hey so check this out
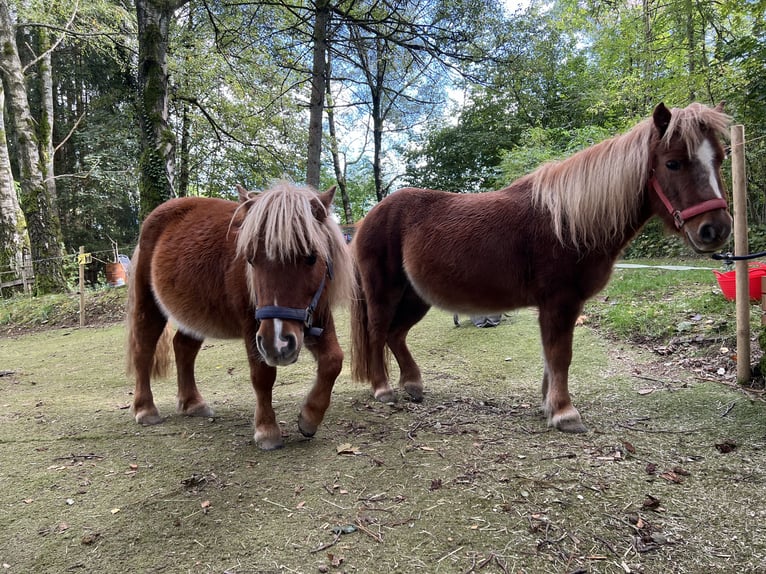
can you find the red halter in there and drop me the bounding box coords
[649,177,728,230]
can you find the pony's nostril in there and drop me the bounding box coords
[280,334,297,356]
[699,223,718,244]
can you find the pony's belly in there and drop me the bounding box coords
[407,271,521,314]
[152,287,242,340]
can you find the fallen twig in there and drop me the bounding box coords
[616,423,712,434]
[309,532,341,554]
[354,519,383,543]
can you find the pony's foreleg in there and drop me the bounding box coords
[244,335,282,450]
[173,331,214,418]
[299,320,343,438]
[538,304,587,433]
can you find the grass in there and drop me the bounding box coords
[585,259,752,351]
[2,286,766,572]
[0,287,126,334]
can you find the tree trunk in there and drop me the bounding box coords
[685,0,696,102]
[0,83,29,287]
[38,29,58,213]
[306,0,330,189]
[0,0,66,294]
[136,0,188,218]
[178,101,190,197]
[370,39,386,202]
[324,55,353,224]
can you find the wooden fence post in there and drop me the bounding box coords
[762,276,766,327]
[732,125,749,382]
[79,246,85,327]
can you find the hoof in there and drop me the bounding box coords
[178,401,214,418]
[373,387,396,404]
[254,428,284,450]
[550,407,588,433]
[135,409,164,426]
[403,381,423,403]
[298,414,318,438]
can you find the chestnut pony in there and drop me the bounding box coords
[126,182,353,449]
[351,103,732,432]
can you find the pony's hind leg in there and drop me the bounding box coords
[129,300,169,425]
[298,317,343,438]
[538,301,587,433]
[173,331,214,418]
[387,288,431,402]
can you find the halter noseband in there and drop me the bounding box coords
[254,260,334,337]
[649,176,728,230]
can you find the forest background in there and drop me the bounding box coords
[0,0,764,295]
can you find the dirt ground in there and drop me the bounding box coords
[1,307,765,573]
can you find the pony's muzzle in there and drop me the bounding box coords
[256,329,302,366]
[686,211,732,253]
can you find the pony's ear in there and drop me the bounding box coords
[311,185,337,223]
[715,101,726,112]
[236,184,259,204]
[652,103,672,137]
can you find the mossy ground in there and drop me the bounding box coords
[1,307,765,573]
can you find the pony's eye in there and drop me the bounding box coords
[666,160,681,171]
[305,253,317,266]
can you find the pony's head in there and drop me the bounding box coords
[648,102,732,253]
[530,101,732,253]
[234,181,353,367]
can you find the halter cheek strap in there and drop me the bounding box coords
[649,176,729,230]
[254,260,334,337]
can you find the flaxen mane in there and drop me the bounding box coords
[235,181,354,307]
[530,103,731,249]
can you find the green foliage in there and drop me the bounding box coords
[499,124,617,183]
[4,0,766,275]
[622,220,691,259]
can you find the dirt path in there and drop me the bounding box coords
[1,309,765,573]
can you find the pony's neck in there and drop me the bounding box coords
[612,187,655,256]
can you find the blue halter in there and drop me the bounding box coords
[254,260,333,337]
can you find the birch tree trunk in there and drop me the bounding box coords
[38,31,58,212]
[0,0,66,294]
[0,83,29,287]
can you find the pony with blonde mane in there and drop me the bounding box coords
[351,103,732,432]
[126,181,353,449]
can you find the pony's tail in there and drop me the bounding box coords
[125,245,173,380]
[349,267,388,384]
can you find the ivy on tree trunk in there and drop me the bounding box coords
[136,0,188,219]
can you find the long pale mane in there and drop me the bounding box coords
[529,103,732,249]
[235,181,354,306]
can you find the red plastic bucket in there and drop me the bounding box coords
[714,263,766,301]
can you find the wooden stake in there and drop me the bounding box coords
[762,276,766,327]
[732,125,749,382]
[79,246,85,327]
